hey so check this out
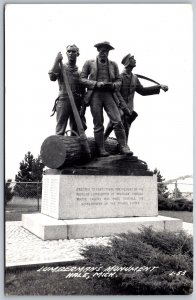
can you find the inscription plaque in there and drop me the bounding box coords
[41,175,60,218]
[41,175,158,219]
[75,187,143,207]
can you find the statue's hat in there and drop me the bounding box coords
[121,53,134,67]
[94,41,114,50]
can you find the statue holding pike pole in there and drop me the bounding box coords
[49,44,87,138]
[48,44,91,161]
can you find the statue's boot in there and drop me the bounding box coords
[114,128,133,155]
[94,132,110,157]
[104,121,114,140]
[125,110,138,142]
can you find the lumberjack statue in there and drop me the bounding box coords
[49,44,86,136]
[80,41,133,157]
[104,53,168,141]
[44,44,169,169]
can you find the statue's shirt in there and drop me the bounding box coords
[97,60,110,83]
[49,63,81,100]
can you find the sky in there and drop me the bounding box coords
[5,4,193,182]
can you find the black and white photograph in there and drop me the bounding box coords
[5,3,193,295]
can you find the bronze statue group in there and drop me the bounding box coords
[49,42,168,157]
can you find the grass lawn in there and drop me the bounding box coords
[5,265,112,295]
[5,197,41,221]
[5,211,39,221]
[159,210,193,223]
[6,197,193,222]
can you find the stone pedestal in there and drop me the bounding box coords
[22,173,183,240]
[41,174,158,219]
[22,214,182,240]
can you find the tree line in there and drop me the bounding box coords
[5,152,185,205]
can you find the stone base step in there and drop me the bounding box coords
[22,213,183,241]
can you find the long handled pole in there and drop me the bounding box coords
[59,61,91,158]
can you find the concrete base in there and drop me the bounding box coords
[22,213,183,240]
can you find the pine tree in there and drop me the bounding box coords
[14,152,44,198]
[153,168,169,200]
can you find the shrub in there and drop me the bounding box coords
[80,227,193,295]
[158,197,193,212]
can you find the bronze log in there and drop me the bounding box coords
[40,136,119,169]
